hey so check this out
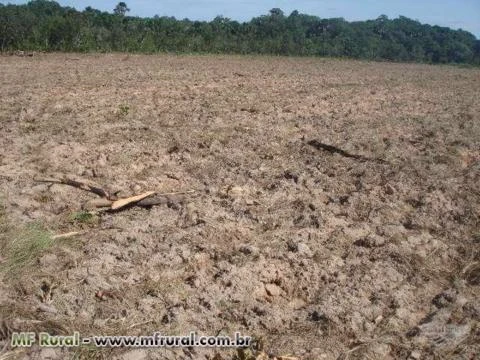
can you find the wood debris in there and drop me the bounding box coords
[111,191,156,210]
[35,177,113,200]
[34,177,195,212]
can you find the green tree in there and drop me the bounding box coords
[0,1,478,64]
[113,2,129,16]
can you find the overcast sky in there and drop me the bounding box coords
[5,0,480,37]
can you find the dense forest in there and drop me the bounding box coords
[1,0,479,64]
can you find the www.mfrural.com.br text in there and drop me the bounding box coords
[11,331,251,348]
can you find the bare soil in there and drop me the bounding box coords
[0,54,479,360]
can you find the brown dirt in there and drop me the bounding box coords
[0,54,479,360]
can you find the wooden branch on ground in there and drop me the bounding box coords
[34,177,114,200]
[35,176,195,212]
[111,191,156,210]
[93,191,194,210]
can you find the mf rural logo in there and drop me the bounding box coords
[11,332,82,348]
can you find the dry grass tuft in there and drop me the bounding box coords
[0,202,55,277]
[0,223,53,276]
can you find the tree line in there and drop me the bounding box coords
[1,0,479,64]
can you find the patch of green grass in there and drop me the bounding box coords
[117,104,130,117]
[0,201,58,275]
[1,222,53,275]
[70,211,98,225]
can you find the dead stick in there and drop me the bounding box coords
[34,177,113,200]
[52,231,83,240]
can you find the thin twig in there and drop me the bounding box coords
[52,231,83,240]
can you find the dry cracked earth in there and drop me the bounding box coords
[0,54,479,360]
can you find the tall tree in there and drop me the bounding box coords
[113,2,129,16]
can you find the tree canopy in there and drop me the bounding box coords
[0,0,478,65]
[113,2,129,16]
